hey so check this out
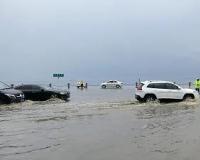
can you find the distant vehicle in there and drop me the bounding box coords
[76,81,87,89]
[15,84,70,101]
[0,81,24,104]
[101,80,123,89]
[135,80,199,102]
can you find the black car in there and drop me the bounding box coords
[15,84,70,101]
[0,81,25,104]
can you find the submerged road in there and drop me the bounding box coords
[0,86,200,160]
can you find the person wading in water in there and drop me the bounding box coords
[194,79,200,93]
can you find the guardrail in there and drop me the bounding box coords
[8,81,196,90]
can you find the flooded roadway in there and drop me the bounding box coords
[1,86,200,160]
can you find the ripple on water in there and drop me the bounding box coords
[0,98,200,160]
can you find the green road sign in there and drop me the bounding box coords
[53,74,64,78]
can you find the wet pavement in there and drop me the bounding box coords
[0,86,200,160]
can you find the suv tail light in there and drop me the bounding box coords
[136,83,144,91]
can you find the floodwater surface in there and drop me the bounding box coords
[0,86,200,160]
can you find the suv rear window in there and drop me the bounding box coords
[147,83,179,90]
[147,83,165,89]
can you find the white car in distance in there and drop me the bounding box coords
[101,80,123,89]
[135,80,199,102]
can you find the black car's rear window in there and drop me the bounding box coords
[16,85,43,91]
[15,85,32,90]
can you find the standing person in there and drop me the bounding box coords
[67,83,70,89]
[80,81,84,88]
[189,82,192,88]
[194,79,200,93]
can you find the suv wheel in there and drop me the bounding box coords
[102,85,106,89]
[183,94,194,101]
[145,95,156,102]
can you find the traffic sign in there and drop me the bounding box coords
[53,74,64,78]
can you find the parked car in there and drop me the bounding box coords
[0,81,24,104]
[135,80,199,102]
[15,84,70,101]
[101,80,123,89]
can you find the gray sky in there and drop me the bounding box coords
[1,0,200,84]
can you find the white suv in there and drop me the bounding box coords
[101,80,123,89]
[135,81,199,102]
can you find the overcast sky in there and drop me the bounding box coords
[0,0,200,84]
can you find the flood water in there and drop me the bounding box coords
[1,86,200,160]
